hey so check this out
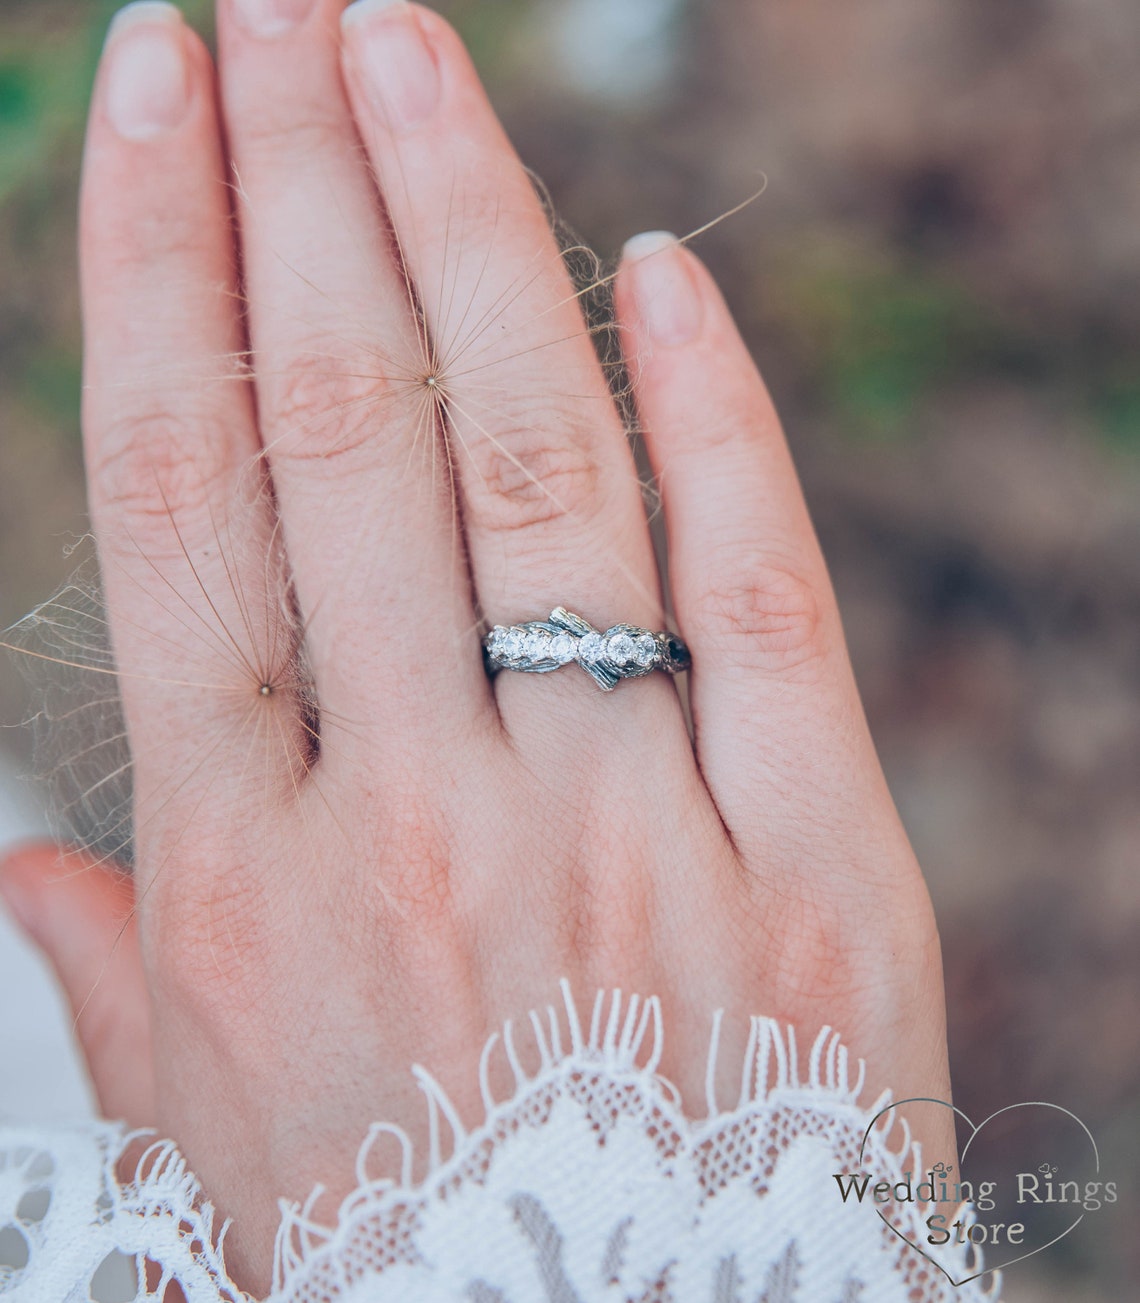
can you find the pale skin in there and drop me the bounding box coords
[0,0,950,1291]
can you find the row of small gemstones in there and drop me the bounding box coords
[486,625,659,669]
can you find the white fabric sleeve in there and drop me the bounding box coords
[0,984,1001,1302]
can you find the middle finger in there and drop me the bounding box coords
[217,0,486,743]
[338,4,666,700]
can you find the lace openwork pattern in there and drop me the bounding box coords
[0,985,1001,1302]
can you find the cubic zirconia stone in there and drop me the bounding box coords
[487,627,506,655]
[524,629,552,659]
[607,632,636,666]
[634,632,658,667]
[578,632,603,664]
[551,632,576,663]
[503,629,525,659]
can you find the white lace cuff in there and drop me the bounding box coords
[0,985,1000,1302]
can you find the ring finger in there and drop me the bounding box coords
[338,4,669,722]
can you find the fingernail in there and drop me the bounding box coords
[104,3,191,142]
[231,0,318,40]
[342,0,441,129]
[623,231,704,347]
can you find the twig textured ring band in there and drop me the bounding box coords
[483,607,691,692]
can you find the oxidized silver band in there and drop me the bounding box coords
[483,607,691,692]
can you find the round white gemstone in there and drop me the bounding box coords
[487,627,506,654]
[607,632,636,666]
[578,632,603,664]
[634,633,658,667]
[550,632,576,663]
[503,629,525,659]
[524,629,552,659]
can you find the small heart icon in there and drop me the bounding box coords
[856,1097,1101,1286]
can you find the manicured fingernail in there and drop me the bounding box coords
[231,0,318,40]
[104,3,190,142]
[342,0,440,129]
[623,231,704,347]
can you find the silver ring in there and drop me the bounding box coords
[483,607,691,692]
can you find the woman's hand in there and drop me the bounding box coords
[1,0,949,1288]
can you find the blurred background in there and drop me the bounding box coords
[1,0,1138,1297]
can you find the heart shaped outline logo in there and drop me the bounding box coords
[857,1097,1100,1286]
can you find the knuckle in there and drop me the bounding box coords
[548,825,657,973]
[93,201,220,273]
[145,860,276,1024]
[88,407,234,534]
[696,553,830,678]
[577,879,655,972]
[694,406,756,457]
[776,896,862,1004]
[236,113,346,167]
[739,864,938,1012]
[357,787,457,927]
[462,415,604,537]
[375,840,456,928]
[739,887,873,1010]
[266,346,393,463]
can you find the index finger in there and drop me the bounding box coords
[80,5,294,880]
